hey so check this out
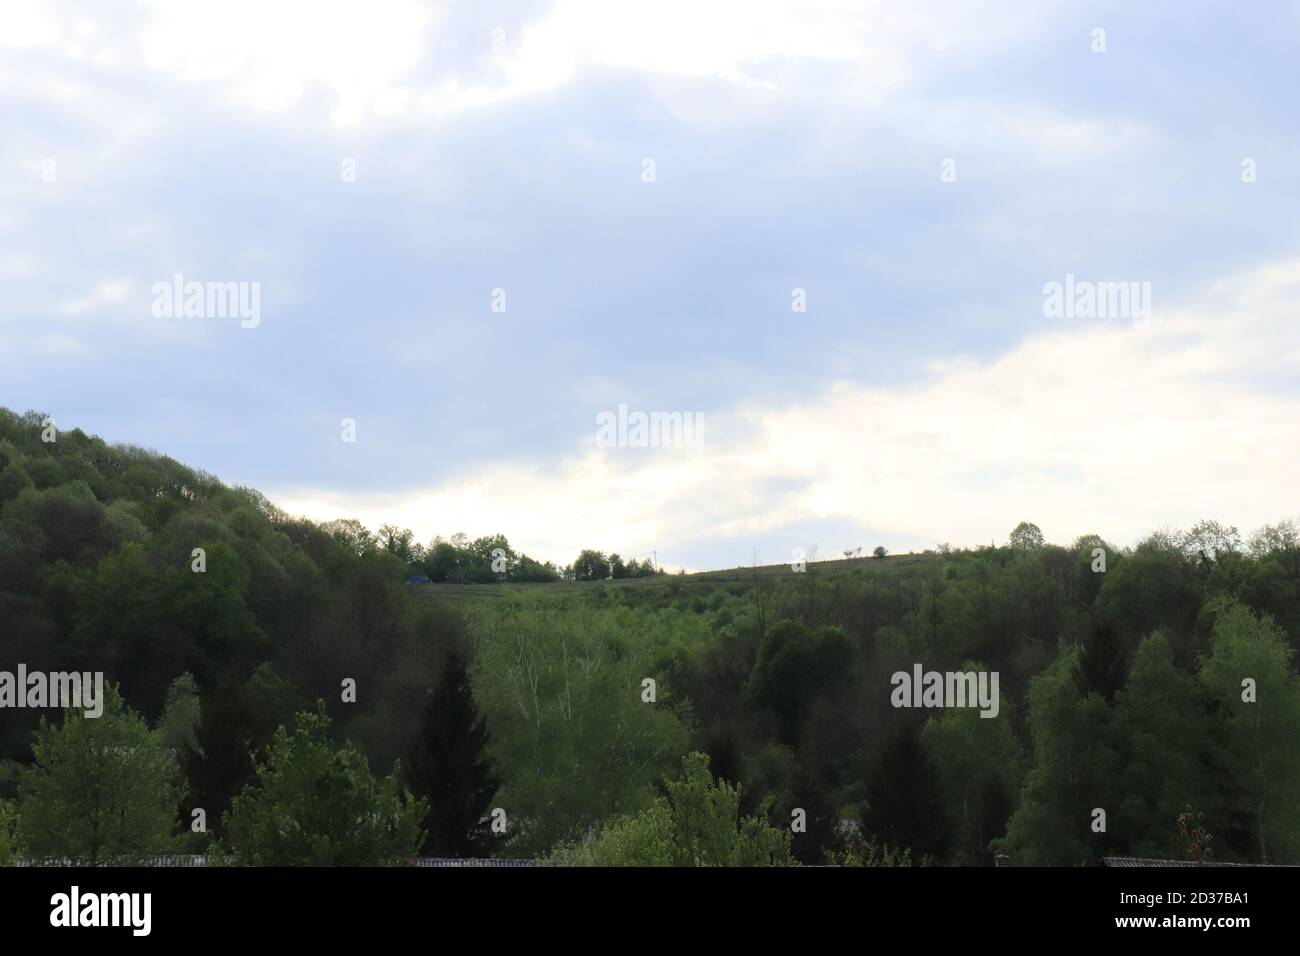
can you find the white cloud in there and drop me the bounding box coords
[136,0,436,124]
[63,278,133,316]
[2,0,1062,126]
[0,0,59,48]
[272,257,1300,567]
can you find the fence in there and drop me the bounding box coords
[16,855,534,867]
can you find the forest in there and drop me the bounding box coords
[1,406,1298,866]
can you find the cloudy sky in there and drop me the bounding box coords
[3,0,1299,571]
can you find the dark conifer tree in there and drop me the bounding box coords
[1079,620,1130,702]
[179,683,273,839]
[403,648,500,857]
[861,721,952,862]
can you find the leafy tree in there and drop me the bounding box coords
[223,705,424,866]
[1198,602,1300,863]
[159,540,263,687]
[378,524,424,563]
[746,620,854,745]
[403,648,500,856]
[1248,520,1300,577]
[1182,520,1242,564]
[549,753,790,866]
[1009,521,1045,551]
[422,538,460,582]
[1095,548,1201,656]
[923,670,1022,865]
[157,672,201,754]
[71,541,181,718]
[571,549,611,581]
[469,600,689,855]
[17,686,183,864]
[872,546,888,559]
[0,799,16,865]
[322,518,376,556]
[1111,632,1217,858]
[995,645,1120,865]
[0,462,34,503]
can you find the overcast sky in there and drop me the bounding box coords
[3,0,1299,570]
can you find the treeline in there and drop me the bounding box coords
[328,521,658,584]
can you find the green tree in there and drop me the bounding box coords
[1009,521,1045,551]
[1198,602,1300,863]
[178,665,301,840]
[378,524,424,563]
[922,670,1022,865]
[321,518,376,556]
[550,753,791,866]
[223,705,424,866]
[0,461,34,503]
[469,601,689,855]
[0,799,16,865]
[403,649,500,857]
[746,620,855,745]
[571,549,612,581]
[17,686,183,864]
[862,721,952,861]
[422,538,460,582]
[1182,520,1242,563]
[159,540,262,678]
[1111,631,1217,858]
[995,645,1120,865]
[72,542,178,717]
[157,672,201,754]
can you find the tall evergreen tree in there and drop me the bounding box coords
[179,682,267,841]
[179,665,300,839]
[861,720,952,862]
[403,648,500,857]
[1079,619,1130,702]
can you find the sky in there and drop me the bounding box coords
[3,0,1299,572]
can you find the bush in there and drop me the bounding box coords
[223,705,424,866]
